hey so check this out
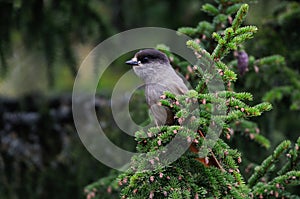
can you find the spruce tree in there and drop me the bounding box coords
[85,1,300,198]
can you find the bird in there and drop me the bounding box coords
[126,49,223,170]
[125,48,188,126]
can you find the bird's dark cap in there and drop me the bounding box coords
[126,49,169,65]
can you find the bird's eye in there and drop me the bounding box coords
[141,57,149,63]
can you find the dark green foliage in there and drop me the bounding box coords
[84,169,121,199]
[227,3,300,180]
[0,0,113,85]
[250,138,300,198]
[0,0,207,87]
[248,140,291,187]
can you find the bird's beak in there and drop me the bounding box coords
[125,57,139,66]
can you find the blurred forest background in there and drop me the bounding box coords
[0,0,299,198]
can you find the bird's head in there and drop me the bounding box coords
[126,49,171,81]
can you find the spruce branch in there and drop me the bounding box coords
[226,3,243,15]
[211,4,257,60]
[252,171,300,198]
[231,4,249,31]
[248,140,291,187]
[278,137,300,175]
[202,3,220,16]
[198,130,225,172]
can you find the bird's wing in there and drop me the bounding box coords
[145,76,188,105]
[145,83,168,106]
[145,76,188,126]
[168,78,189,95]
[145,83,174,125]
